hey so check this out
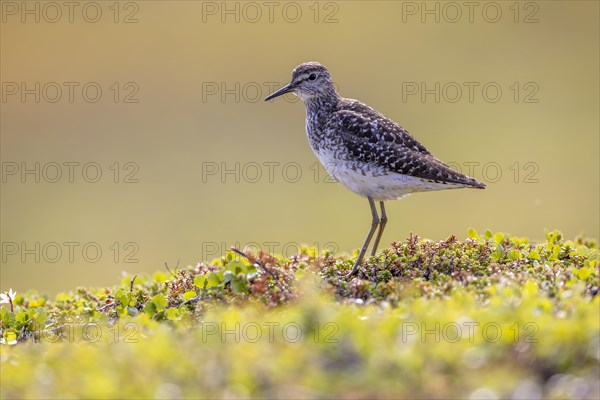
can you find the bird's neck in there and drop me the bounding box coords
[303,94,339,145]
[305,98,335,132]
[304,92,339,116]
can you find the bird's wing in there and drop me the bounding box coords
[330,104,485,187]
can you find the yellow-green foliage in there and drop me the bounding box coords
[1,230,599,399]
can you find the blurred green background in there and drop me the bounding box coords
[1,1,598,294]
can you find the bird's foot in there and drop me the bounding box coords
[344,261,361,278]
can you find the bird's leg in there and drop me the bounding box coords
[346,197,379,277]
[370,201,387,256]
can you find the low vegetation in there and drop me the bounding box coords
[1,230,598,399]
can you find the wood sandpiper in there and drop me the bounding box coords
[265,62,485,276]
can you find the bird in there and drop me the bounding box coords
[264,62,485,276]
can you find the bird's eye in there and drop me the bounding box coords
[308,74,317,81]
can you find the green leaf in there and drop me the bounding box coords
[183,291,197,301]
[152,294,167,310]
[467,228,479,240]
[546,230,562,244]
[153,311,166,321]
[492,245,504,262]
[13,293,24,306]
[15,311,30,324]
[144,302,157,316]
[166,308,180,320]
[226,260,246,274]
[153,271,167,284]
[33,308,48,325]
[577,267,592,280]
[194,275,206,289]
[552,245,561,255]
[231,279,248,294]
[0,308,14,325]
[493,232,504,244]
[55,292,71,302]
[117,306,128,317]
[119,294,130,307]
[223,270,235,283]
[206,272,221,288]
[28,297,46,308]
[508,249,522,260]
[3,331,17,343]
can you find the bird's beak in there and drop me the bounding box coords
[265,82,295,101]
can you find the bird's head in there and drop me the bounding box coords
[265,62,338,103]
